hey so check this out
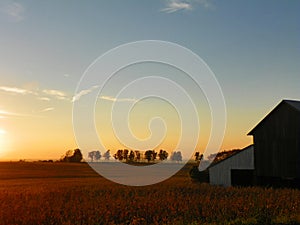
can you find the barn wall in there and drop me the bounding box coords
[209,146,254,187]
[252,103,300,178]
[209,163,231,187]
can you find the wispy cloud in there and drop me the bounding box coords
[43,89,68,100]
[0,86,36,95]
[72,85,99,102]
[1,2,25,22]
[0,107,54,118]
[99,96,137,103]
[161,0,192,13]
[161,0,213,13]
[0,109,40,118]
[38,107,55,113]
[0,85,71,102]
[37,97,51,101]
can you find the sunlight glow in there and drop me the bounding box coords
[0,128,7,157]
[0,129,6,135]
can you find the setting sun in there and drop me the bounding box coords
[0,129,6,135]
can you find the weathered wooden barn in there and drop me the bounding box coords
[248,100,300,187]
[207,99,300,188]
[208,145,254,187]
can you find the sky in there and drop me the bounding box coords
[0,0,299,160]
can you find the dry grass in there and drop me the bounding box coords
[0,162,299,225]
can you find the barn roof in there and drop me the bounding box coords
[285,100,300,111]
[248,99,300,135]
[208,145,253,169]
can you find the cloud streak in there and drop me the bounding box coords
[38,107,55,113]
[72,87,137,103]
[161,1,192,13]
[99,96,137,103]
[0,85,71,102]
[0,106,55,118]
[0,86,35,95]
[72,85,99,102]
[161,0,213,13]
[43,89,68,100]
[37,97,51,101]
[0,84,72,103]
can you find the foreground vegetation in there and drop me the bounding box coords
[0,162,299,225]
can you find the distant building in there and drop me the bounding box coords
[248,100,300,187]
[208,145,254,187]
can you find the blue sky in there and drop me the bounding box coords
[1,0,298,94]
[0,0,299,160]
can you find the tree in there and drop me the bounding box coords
[170,151,182,162]
[194,152,203,161]
[62,150,73,161]
[135,151,141,161]
[61,148,83,163]
[103,150,111,160]
[129,150,135,161]
[123,149,129,161]
[70,149,83,162]
[145,150,157,162]
[94,151,101,161]
[114,150,123,161]
[145,150,152,162]
[207,149,241,163]
[88,151,95,162]
[158,149,168,161]
[152,150,157,161]
[88,150,101,162]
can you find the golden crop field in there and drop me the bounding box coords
[0,162,299,225]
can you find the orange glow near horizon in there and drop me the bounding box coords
[0,73,277,161]
[0,128,8,157]
[0,99,256,161]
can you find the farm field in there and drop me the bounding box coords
[0,162,299,225]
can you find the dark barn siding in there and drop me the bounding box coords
[249,101,300,186]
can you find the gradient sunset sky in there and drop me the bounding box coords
[0,0,299,160]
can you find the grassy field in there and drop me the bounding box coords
[0,162,299,225]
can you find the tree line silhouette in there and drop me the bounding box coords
[60,148,212,164]
[87,149,184,163]
[53,148,239,165]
